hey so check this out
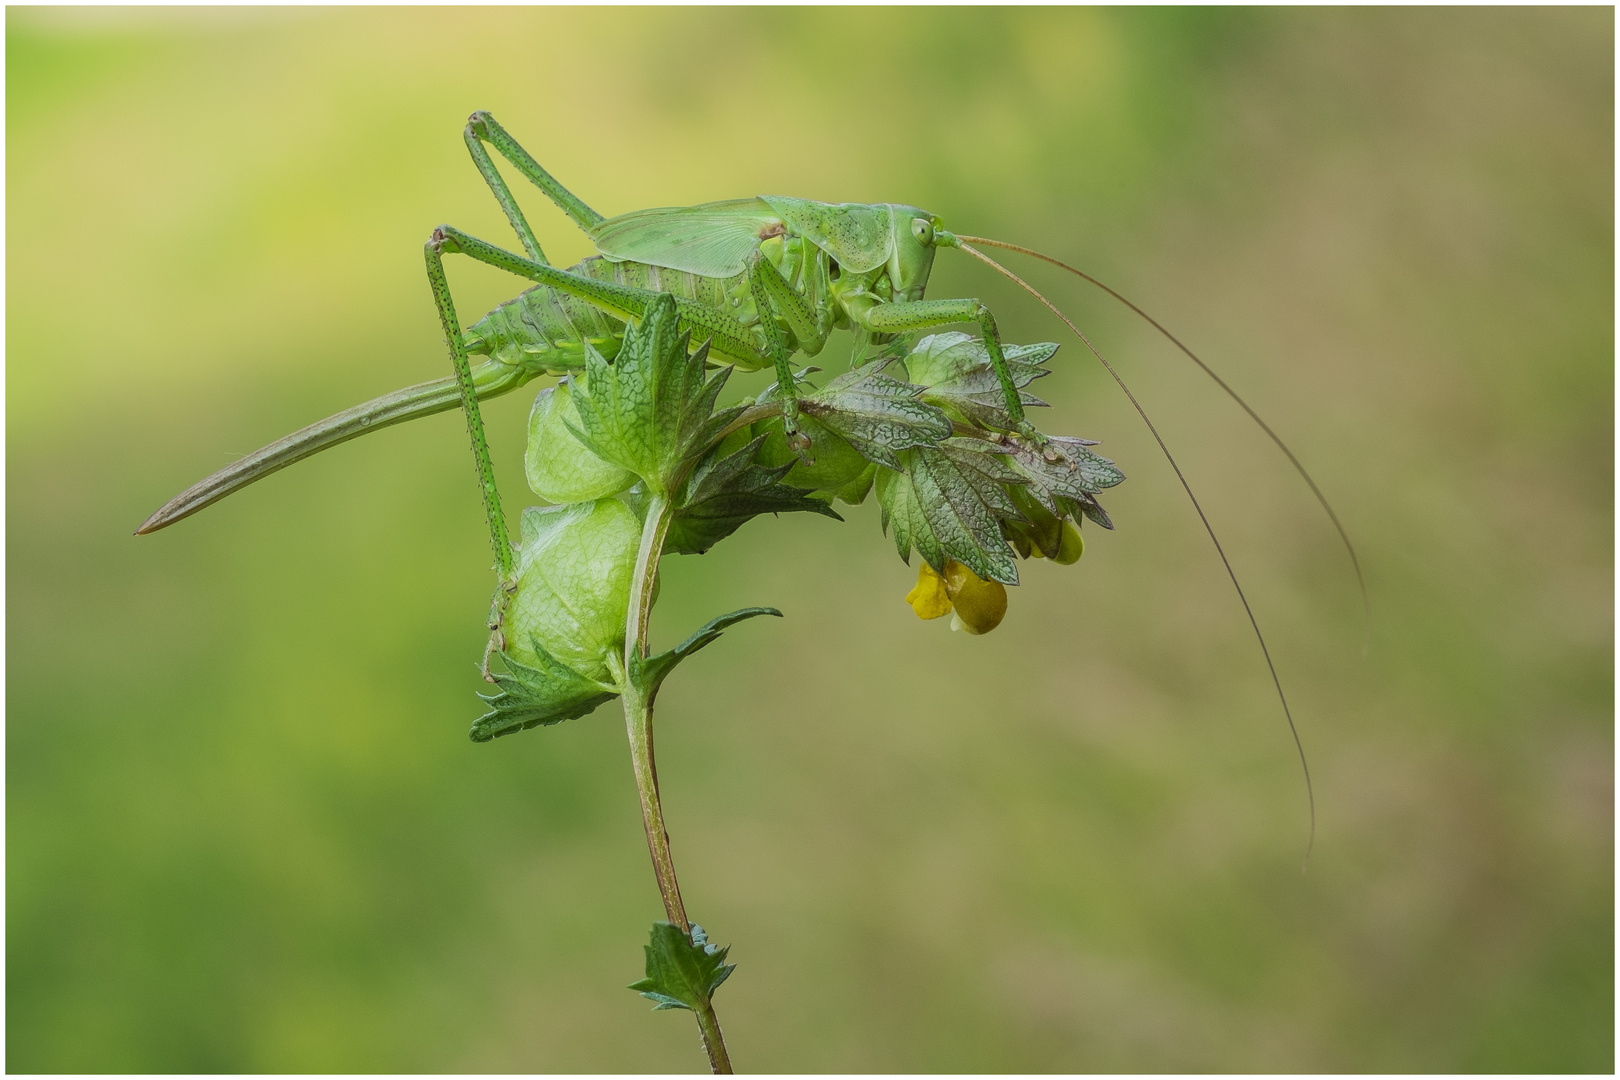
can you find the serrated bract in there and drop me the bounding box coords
[567,293,743,495]
[796,361,954,469]
[666,434,841,556]
[876,437,1027,587]
[903,331,1058,430]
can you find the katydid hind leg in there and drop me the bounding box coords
[464,120,549,265]
[466,112,605,235]
[425,233,515,639]
[434,224,772,371]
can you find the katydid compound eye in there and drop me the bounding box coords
[911,217,934,245]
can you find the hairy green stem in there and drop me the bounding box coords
[622,492,733,1075]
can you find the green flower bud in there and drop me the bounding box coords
[526,379,635,504]
[1053,519,1085,565]
[1006,486,1064,559]
[943,560,1007,635]
[504,498,640,680]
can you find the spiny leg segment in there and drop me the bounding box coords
[463,110,605,262]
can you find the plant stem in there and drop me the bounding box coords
[622,492,734,1075]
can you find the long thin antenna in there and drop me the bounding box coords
[956,234,1368,656]
[955,238,1315,860]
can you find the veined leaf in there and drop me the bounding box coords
[569,293,744,494]
[667,434,842,556]
[1004,434,1124,532]
[903,332,1058,430]
[470,644,619,743]
[799,361,954,470]
[505,500,640,679]
[876,438,1027,586]
[629,922,736,1012]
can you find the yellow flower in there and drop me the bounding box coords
[903,559,1008,635]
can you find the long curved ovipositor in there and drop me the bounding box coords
[135,360,533,535]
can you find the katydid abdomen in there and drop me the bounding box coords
[466,233,836,375]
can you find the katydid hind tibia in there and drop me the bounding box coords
[137,110,1361,853]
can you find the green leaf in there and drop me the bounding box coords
[568,293,744,493]
[903,332,1058,430]
[832,461,878,506]
[876,438,1027,586]
[1003,434,1124,531]
[629,922,735,1012]
[666,434,841,556]
[637,607,783,697]
[798,361,954,469]
[470,645,619,743]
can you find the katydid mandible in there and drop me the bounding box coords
[138,110,1363,849]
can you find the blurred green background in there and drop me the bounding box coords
[7,7,1612,1072]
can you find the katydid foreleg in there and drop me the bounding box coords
[861,297,1041,444]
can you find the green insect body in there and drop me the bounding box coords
[135,115,1000,539]
[467,195,939,385]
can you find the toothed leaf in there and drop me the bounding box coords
[798,361,954,469]
[629,922,735,1012]
[876,438,1026,586]
[667,434,841,555]
[568,293,737,492]
[903,332,1058,429]
[1005,435,1125,508]
[470,645,619,743]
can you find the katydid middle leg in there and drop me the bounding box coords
[747,252,830,449]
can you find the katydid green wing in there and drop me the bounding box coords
[588,198,782,278]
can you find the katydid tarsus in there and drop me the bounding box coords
[138,110,1362,854]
